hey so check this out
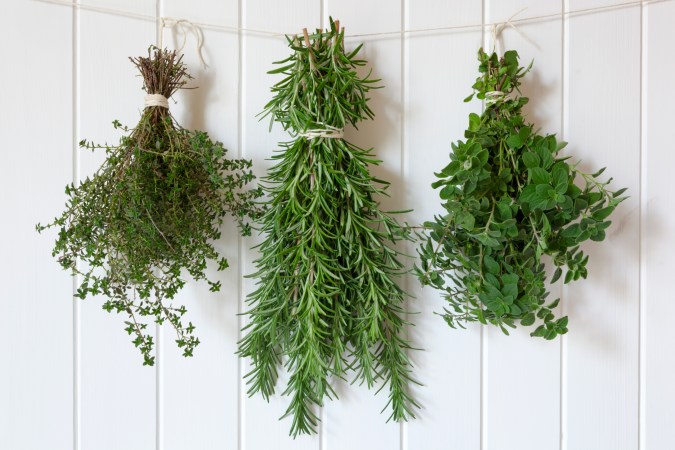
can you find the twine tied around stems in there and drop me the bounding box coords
[485,90,506,104]
[144,93,169,108]
[298,125,345,140]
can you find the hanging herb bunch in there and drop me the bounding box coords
[37,47,263,365]
[239,19,417,436]
[417,48,626,339]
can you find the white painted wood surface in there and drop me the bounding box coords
[2,0,674,449]
[643,2,675,449]
[77,3,157,449]
[405,2,483,449]
[485,3,564,450]
[0,2,73,450]
[565,2,641,449]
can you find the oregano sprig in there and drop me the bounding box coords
[417,48,626,339]
[238,19,418,437]
[37,48,263,365]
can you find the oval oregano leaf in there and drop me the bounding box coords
[415,48,627,339]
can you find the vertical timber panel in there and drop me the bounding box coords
[0,1,73,449]
[404,1,483,449]
[78,1,157,449]
[322,2,402,448]
[241,1,321,448]
[160,1,242,449]
[644,1,675,448]
[3,3,673,450]
[485,1,563,450]
[565,1,640,449]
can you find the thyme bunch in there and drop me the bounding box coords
[417,49,626,339]
[38,48,263,365]
[238,19,418,436]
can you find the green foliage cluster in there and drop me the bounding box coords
[417,49,626,339]
[37,48,263,365]
[238,19,417,436]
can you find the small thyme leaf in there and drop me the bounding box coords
[38,47,264,365]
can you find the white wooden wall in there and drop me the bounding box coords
[2,0,674,449]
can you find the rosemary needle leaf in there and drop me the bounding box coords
[238,18,418,437]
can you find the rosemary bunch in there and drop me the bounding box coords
[38,48,263,365]
[239,19,417,436]
[417,48,626,338]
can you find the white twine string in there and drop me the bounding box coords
[298,126,344,140]
[490,7,540,56]
[144,94,169,109]
[160,17,208,68]
[35,0,663,41]
[485,90,506,105]
[483,8,539,105]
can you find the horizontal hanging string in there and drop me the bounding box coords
[298,126,344,140]
[144,94,169,108]
[35,0,669,41]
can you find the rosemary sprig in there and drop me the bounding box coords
[238,18,418,437]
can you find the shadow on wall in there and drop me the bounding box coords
[179,64,213,132]
[520,67,553,132]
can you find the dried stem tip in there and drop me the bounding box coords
[129,47,192,100]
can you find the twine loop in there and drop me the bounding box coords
[160,17,208,68]
[490,7,540,56]
[144,94,169,108]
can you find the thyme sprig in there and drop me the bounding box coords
[417,48,627,339]
[238,19,418,437]
[38,48,263,365]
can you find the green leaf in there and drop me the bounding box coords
[535,145,554,168]
[521,313,536,326]
[592,206,615,221]
[440,185,457,199]
[469,113,481,132]
[551,267,562,283]
[561,224,580,239]
[551,163,569,190]
[564,270,574,284]
[529,167,549,185]
[613,187,628,198]
[506,134,523,148]
[518,126,531,143]
[483,255,500,274]
[522,152,540,168]
[531,325,547,337]
[456,210,475,230]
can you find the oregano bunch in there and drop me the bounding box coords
[417,48,626,339]
[238,19,417,436]
[37,48,263,365]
